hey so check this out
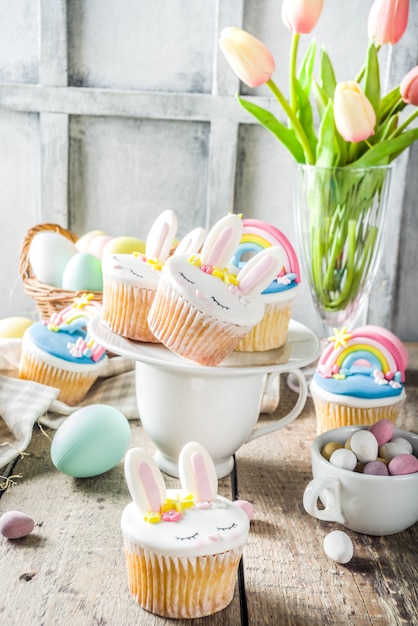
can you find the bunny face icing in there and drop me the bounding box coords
[122,442,251,558]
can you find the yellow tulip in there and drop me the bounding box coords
[334,82,376,143]
[219,27,275,88]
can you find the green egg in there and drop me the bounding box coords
[51,404,131,477]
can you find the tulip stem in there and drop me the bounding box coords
[393,107,418,136]
[267,79,315,164]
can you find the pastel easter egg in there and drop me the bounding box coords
[28,231,78,287]
[388,453,418,476]
[0,317,34,338]
[0,511,35,539]
[369,419,395,447]
[363,460,389,476]
[61,253,103,291]
[50,404,131,478]
[329,448,357,471]
[102,236,146,256]
[379,441,410,462]
[350,430,378,463]
[88,235,113,260]
[75,230,106,252]
[390,437,413,454]
[323,530,353,564]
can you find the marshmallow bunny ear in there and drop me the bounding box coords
[145,209,178,261]
[124,448,166,515]
[237,246,283,297]
[200,214,243,268]
[179,442,218,502]
[174,227,206,256]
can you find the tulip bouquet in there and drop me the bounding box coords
[219,0,418,328]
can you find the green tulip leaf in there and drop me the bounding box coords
[350,128,418,166]
[380,86,404,122]
[236,95,305,162]
[319,46,337,100]
[311,78,329,120]
[364,42,380,123]
[315,101,340,167]
[295,78,318,156]
[298,39,316,95]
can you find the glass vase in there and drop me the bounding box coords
[293,163,393,337]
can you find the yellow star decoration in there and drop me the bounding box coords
[328,326,352,349]
[72,293,94,309]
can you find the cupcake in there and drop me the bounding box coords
[147,214,283,366]
[231,218,300,352]
[310,325,408,434]
[101,210,178,342]
[101,211,205,342]
[121,441,253,619]
[19,293,107,406]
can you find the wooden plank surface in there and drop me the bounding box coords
[1,346,417,625]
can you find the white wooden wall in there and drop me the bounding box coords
[1,0,417,340]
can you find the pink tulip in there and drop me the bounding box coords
[218,27,275,88]
[334,82,376,142]
[400,66,418,105]
[368,0,409,45]
[281,0,324,34]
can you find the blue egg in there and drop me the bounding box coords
[51,404,131,477]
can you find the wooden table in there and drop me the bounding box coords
[1,348,417,626]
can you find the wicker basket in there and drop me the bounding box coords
[20,223,103,319]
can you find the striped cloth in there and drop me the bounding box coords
[0,339,137,468]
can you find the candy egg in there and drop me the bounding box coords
[102,236,146,256]
[0,317,33,338]
[29,231,78,287]
[379,441,410,462]
[329,448,357,471]
[363,460,389,476]
[76,230,106,252]
[388,454,418,476]
[0,511,35,539]
[323,530,354,564]
[61,252,103,291]
[51,404,131,477]
[369,419,395,447]
[349,430,378,463]
[321,442,343,461]
[390,437,413,454]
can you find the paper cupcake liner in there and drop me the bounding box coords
[19,351,100,406]
[148,280,251,366]
[311,391,405,435]
[123,538,244,619]
[101,279,158,342]
[235,298,295,352]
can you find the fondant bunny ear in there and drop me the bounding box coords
[179,442,218,502]
[237,246,283,297]
[124,448,166,515]
[200,214,243,268]
[174,227,206,255]
[145,209,178,261]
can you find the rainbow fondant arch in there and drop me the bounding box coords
[318,326,407,382]
[231,218,300,282]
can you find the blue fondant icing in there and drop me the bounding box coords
[313,372,403,400]
[27,322,105,365]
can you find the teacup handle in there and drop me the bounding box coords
[303,477,346,524]
[246,368,307,442]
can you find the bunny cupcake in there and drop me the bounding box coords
[121,441,253,619]
[147,213,283,365]
[101,210,204,342]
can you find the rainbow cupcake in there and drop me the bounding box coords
[19,293,107,406]
[310,325,408,434]
[231,218,300,352]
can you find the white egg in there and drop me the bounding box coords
[350,429,378,463]
[329,448,357,471]
[29,232,78,287]
[323,530,354,564]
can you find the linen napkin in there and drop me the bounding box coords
[0,338,137,468]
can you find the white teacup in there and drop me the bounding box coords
[303,426,418,536]
[135,361,307,478]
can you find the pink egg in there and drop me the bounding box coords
[88,235,113,260]
[0,511,35,539]
[369,419,395,446]
[388,454,418,476]
[363,460,389,476]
